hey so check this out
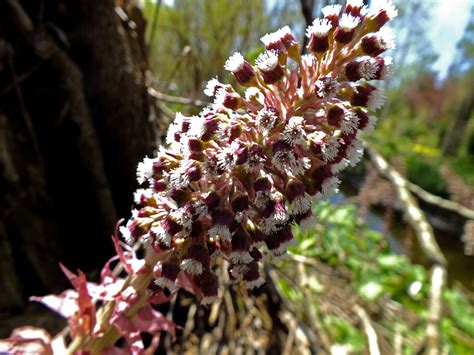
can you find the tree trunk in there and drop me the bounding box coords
[0,0,155,319]
[441,89,474,156]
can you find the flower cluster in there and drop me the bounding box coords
[124,0,396,304]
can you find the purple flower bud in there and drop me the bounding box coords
[344,0,365,17]
[243,262,265,289]
[327,105,345,127]
[181,244,210,275]
[224,52,257,86]
[231,195,250,213]
[235,144,248,165]
[209,209,234,242]
[334,14,360,44]
[254,177,272,192]
[215,89,242,110]
[229,228,253,264]
[154,261,180,292]
[195,271,219,305]
[321,5,342,27]
[187,164,202,182]
[361,28,395,57]
[153,179,167,192]
[306,19,332,54]
[187,138,204,152]
[128,219,149,239]
[169,188,191,205]
[350,83,386,111]
[255,51,285,84]
[293,209,316,232]
[365,1,398,32]
[203,191,220,212]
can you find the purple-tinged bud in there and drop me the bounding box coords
[350,83,386,111]
[372,56,393,80]
[128,219,150,239]
[187,164,202,182]
[312,165,333,185]
[287,179,312,215]
[244,144,266,174]
[204,77,225,97]
[344,0,365,17]
[321,4,342,28]
[153,179,167,192]
[272,140,310,176]
[187,138,204,152]
[256,107,278,132]
[150,214,181,247]
[224,52,257,86]
[189,151,204,161]
[243,262,265,289]
[334,13,360,44]
[229,228,253,264]
[215,88,242,110]
[259,199,289,235]
[365,0,398,32]
[255,50,285,84]
[327,105,344,127]
[360,28,395,57]
[152,158,168,177]
[169,187,191,205]
[274,224,294,247]
[315,77,340,99]
[248,228,266,248]
[190,220,204,240]
[181,244,210,275]
[260,30,287,57]
[265,224,294,257]
[203,191,220,212]
[209,209,234,242]
[306,18,332,54]
[235,144,248,165]
[190,115,219,142]
[229,123,243,142]
[251,248,263,263]
[195,271,219,305]
[154,261,180,292]
[279,26,300,60]
[254,177,272,192]
[345,56,393,82]
[231,194,250,213]
[355,107,377,133]
[293,209,317,232]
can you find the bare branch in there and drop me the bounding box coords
[406,181,474,220]
[425,265,446,355]
[353,305,381,355]
[148,87,209,107]
[364,144,447,266]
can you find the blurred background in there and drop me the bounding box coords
[0,0,472,353]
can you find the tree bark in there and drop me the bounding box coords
[441,89,474,156]
[0,0,155,319]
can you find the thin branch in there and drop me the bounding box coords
[148,87,210,107]
[364,143,447,266]
[353,305,381,355]
[406,181,474,220]
[425,265,446,355]
[364,143,447,355]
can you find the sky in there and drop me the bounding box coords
[424,0,472,78]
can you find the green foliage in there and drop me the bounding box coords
[405,156,448,197]
[278,201,474,353]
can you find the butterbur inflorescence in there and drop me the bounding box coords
[123,0,397,305]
